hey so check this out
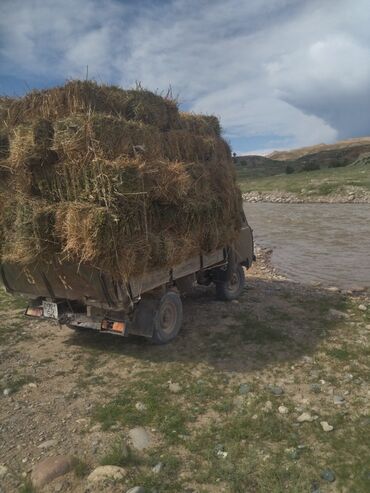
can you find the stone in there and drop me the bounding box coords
[0,465,8,478]
[239,384,250,395]
[327,286,340,293]
[37,439,57,450]
[168,382,181,393]
[328,309,349,320]
[333,395,345,405]
[310,383,321,394]
[129,427,151,451]
[320,421,334,432]
[297,412,316,423]
[26,382,37,389]
[2,388,11,396]
[262,401,273,412]
[320,469,336,482]
[358,304,367,311]
[269,385,284,396]
[135,402,147,412]
[152,462,163,474]
[214,444,228,459]
[278,405,289,415]
[31,455,73,488]
[126,488,146,493]
[88,465,126,482]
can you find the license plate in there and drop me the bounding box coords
[42,301,59,319]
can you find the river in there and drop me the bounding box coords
[243,203,370,289]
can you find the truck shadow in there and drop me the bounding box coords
[65,276,348,373]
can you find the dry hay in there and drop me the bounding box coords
[5,80,180,130]
[179,112,221,137]
[0,80,242,278]
[53,114,163,162]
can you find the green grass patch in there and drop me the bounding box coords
[237,162,370,197]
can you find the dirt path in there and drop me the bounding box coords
[0,251,369,493]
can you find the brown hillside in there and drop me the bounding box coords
[268,136,370,161]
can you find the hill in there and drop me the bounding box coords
[236,137,370,179]
[267,136,370,161]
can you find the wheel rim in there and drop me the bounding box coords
[226,271,240,294]
[159,300,177,334]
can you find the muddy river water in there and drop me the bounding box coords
[243,203,370,288]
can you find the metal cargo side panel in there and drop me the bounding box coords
[172,256,201,279]
[1,262,121,306]
[129,268,171,299]
[202,249,225,269]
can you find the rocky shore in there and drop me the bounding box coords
[242,190,370,203]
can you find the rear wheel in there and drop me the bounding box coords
[216,264,245,301]
[151,291,183,344]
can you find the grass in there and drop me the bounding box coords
[72,457,90,478]
[18,480,37,493]
[100,440,138,467]
[237,161,370,196]
[1,268,369,492]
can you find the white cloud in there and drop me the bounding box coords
[0,0,369,151]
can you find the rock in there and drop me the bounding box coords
[168,382,181,393]
[37,439,57,450]
[358,304,367,311]
[333,395,345,405]
[135,402,147,412]
[310,384,321,394]
[327,286,340,293]
[297,412,316,423]
[328,309,349,320]
[262,401,273,412]
[320,421,334,432]
[0,465,8,478]
[128,427,151,451]
[239,384,250,395]
[152,462,163,474]
[88,465,126,482]
[278,405,289,415]
[214,444,228,459]
[2,388,11,396]
[26,382,37,389]
[269,385,284,396]
[31,455,73,488]
[320,469,336,482]
[126,488,146,493]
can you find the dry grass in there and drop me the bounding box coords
[0,80,241,278]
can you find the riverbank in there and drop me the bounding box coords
[242,190,370,203]
[1,250,369,492]
[237,158,370,203]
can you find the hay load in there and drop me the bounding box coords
[0,81,242,279]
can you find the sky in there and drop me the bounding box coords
[0,0,369,155]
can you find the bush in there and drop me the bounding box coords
[301,162,320,172]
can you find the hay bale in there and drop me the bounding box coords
[6,81,180,130]
[0,198,58,264]
[53,114,163,162]
[55,202,151,278]
[179,113,221,137]
[0,80,242,278]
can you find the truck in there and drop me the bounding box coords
[0,211,254,344]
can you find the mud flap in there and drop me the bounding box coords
[128,298,156,337]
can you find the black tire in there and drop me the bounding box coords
[151,291,183,344]
[216,264,245,301]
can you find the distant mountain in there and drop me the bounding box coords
[267,137,370,161]
[236,137,370,178]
